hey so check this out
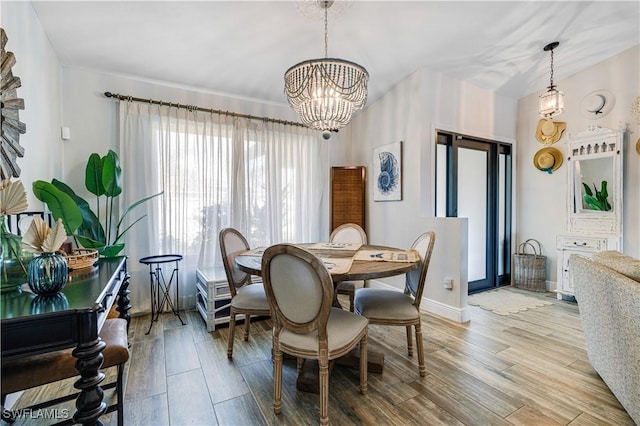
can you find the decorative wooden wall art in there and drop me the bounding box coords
[330,166,365,232]
[1,28,26,179]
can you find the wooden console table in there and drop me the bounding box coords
[1,256,131,425]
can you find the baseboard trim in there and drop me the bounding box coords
[367,279,470,323]
[421,297,471,323]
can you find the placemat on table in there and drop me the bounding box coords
[307,242,363,251]
[353,249,420,263]
[319,257,354,274]
[238,247,267,257]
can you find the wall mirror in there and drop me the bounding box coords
[567,126,623,235]
[572,156,615,214]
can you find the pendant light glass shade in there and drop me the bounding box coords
[539,41,564,118]
[284,1,368,137]
[539,87,565,118]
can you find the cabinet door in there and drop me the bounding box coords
[559,251,574,294]
[331,166,366,232]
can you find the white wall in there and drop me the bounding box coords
[345,67,518,322]
[516,45,640,289]
[1,2,63,208]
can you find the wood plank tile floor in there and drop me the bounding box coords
[6,288,634,425]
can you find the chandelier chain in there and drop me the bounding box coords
[549,48,554,88]
[324,2,328,57]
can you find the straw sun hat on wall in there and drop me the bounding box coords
[535,119,566,144]
[533,147,563,174]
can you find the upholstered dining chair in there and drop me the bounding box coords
[262,243,368,426]
[330,223,368,312]
[354,231,436,377]
[219,227,271,359]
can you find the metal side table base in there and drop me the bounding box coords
[139,254,186,335]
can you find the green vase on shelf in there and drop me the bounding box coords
[1,215,33,293]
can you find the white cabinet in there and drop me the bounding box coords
[195,267,231,331]
[556,125,624,299]
[556,235,620,299]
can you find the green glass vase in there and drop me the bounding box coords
[27,253,68,296]
[1,216,33,293]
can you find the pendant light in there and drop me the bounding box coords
[539,41,565,118]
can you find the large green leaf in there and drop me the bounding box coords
[51,179,106,244]
[32,180,83,235]
[582,182,593,197]
[85,153,105,196]
[102,150,122,198]
[583,194,602,210]
[600,181,609,200]
[75,235,106,250]
[99,244,125,258]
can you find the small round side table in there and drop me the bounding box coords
[139,254,185,334]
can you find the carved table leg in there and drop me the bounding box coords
[72,338,107,425]
[117,273,132,332]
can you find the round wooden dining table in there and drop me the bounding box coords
[235,243,420,393]
[235,243,419,283]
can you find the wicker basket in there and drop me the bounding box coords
[64,249,99,270]
[513,239,547,292]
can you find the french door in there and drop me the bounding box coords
[435,131,512,293]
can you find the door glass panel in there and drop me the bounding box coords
[436,144,447,217]
[498,153,506,275]
[458,147,487,282]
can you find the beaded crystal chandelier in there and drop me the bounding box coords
[284,1,368,139]
[539,41,565,118]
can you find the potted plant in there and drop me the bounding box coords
[33,150,162,257]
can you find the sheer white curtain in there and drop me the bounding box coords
[118,102,328,314]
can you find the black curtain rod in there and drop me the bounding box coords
[103,91,306,129]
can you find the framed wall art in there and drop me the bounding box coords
[373,141,402,201]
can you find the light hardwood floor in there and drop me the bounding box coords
[7,288,635,425]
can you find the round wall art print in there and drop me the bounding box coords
[373,141,402,201]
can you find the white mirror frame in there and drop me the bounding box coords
[567,125,623,236]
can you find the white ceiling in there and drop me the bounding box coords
[29,1,640,107]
